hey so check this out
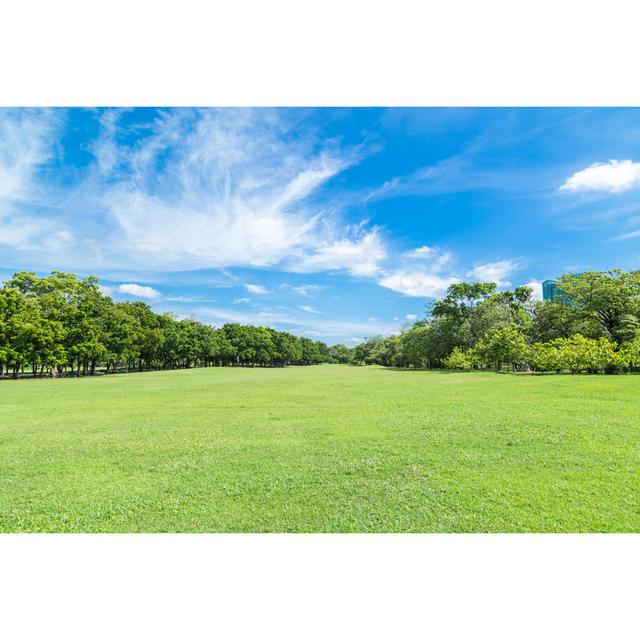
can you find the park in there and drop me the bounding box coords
[1,364,638,532]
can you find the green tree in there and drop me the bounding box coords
[474,325,527,371]
[556,270,640,341]
[443,347,473,370]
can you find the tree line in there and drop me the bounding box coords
[4,268,640,379]
[0,271,348,378]
[352,269,640,374]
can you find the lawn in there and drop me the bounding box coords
[0,365,638,532]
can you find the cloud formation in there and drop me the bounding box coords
[467,260,520,287]
[560,160,640,193]
[378,270,457,297]
[522,280,543,300]
[378,246,458,297]
[244,283,269,295]
[89,109,384,275]
[117,283,161,299]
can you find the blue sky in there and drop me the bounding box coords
[1,107,640,344]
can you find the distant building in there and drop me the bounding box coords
[542,279,562,301]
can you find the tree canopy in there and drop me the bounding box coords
[0,271,339,378]
[4,268,640,379]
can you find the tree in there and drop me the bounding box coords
[443,347,473,370]
[556,270,640,341]
[400,326,434,368]
[327,344,352,364]
[528,299,598,342]
[620,337,640,370]
[556,334,622,374]
[474,325,527,371]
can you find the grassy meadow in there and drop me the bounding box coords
[0,364,638,532]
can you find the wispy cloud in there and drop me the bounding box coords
[0,108,61,203]
[89,109,377,274]
[299,305,321,314]
[193,305,400,339]
[0,109,70,251]
[244,283,269,295]
[282,283,325,297]
[403,245,436,259]
[364,154,540,202]
[377,246,458,297]
[610,228,640,241]
[467,260,521,287]
[292,227,386,276]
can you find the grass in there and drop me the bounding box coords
[0,364,638,532]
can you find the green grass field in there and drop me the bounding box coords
[1,365,638,532]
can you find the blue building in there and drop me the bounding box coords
[542,279,562,301]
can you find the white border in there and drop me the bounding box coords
[1,534,638,639]
[1,0,640,106]
[1,1,638,636]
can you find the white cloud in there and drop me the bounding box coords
[467,260,519,287]
[292,228,386,277]
[232,297,251,304]
[377,245,459,298]
[368,316,377,322]
[245,283,269,295]
[403,245,435,259]
[560,160,640,194]
[117,283,161,299]
[1,108,386,278]
[290,284,324,296]
[41,229,73,251]
[0,109,60,203]
[406,313,417,321]
[194,306,400,339]
[0,109,69,251]
[378,270,457,297]
[611,228,640,241]
[88,109,373,274]
[522,280,543,300]
[299,305,320,314]
[98,284,114,297]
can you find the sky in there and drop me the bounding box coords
[1,107,640,344]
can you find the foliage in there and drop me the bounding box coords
[443,347,473,370]
[473,324,527,371]
[355,270,640,375]
[620,336,640,369]
[0,271,336,377]
[528,335,623,374]
[5,267,640,378]
[556,269,640,341]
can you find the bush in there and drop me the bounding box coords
[527,341,563,372]
[620,337,640,369]
[528,335,623,374]
[443,347,473,370]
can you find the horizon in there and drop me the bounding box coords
[2,107,640,344]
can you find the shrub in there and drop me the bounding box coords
[620,337,640,370]
[528,335,623,374]
[527,342,563,372]
[444,347,473,370]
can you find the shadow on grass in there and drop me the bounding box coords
[378,367,530,375]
